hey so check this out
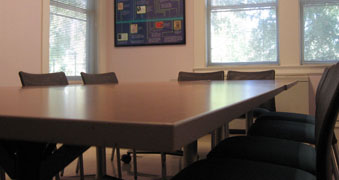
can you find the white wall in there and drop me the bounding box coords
[0,0,42,86]
[105,0,195,82]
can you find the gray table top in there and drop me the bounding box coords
[0,80,296,151]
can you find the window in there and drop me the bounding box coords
[49,0,95,77]
[301,0,339,63]
[207,0,278,65]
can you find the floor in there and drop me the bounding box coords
[60,134,212,180]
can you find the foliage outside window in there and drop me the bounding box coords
[207,0,278,65]
[301,0,339,63]
[49,0,94,76]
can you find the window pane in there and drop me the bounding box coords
[52,0,88,9]
[50,5,86,21]
[211,0,275,6]
[49,1,89,76]
[303,4,339,62]
[210,8,277,63]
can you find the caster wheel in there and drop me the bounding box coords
[121,154,131,164]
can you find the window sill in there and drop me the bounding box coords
[193,64,331,77]
[69,80,82,85]
[67,76,82,84]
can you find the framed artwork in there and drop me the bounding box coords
[114,0,186,47]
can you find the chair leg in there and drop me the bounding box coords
[133,149,138,180]
[74,155,84,180]
[333,143,339,167]
[216,126,224,144]
[161,153,167,180]
[116,145,122,179]
[211,131,216,149]
[0,167,5,180]
[79,154,84,180]
[224,123,229,139]
[75,157,80,174]
[111,145,116,161]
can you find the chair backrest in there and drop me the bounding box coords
[178,71,225,81]
[227,70,275,80]
[80,72,118,85]
[227,70,276,112]
[314,63,339,180]
[18,71,68,86]
[315,67,329,106]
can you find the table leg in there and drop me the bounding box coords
[79,154,84,180]
[161,152,166,180]
[210,131,216,149]
[183,141,198,167]
[132,149,137,180]
[96,146,106,180]
[116,145,122,179]
[216,126,225,144]
[96,147,121,180]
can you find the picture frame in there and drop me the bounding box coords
[114,0,186,47]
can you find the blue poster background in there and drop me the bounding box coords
[114,0,186,46]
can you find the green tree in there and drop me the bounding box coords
[303,5,338,62]
[210,4,277,63]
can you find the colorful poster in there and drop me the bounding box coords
[114,0,186,46]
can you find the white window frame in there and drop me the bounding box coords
[206,0,280,66]
[300,0,339,64]
[42,0,107,80]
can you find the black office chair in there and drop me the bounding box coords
[245,65,339,177]
[250,66,328,125]
[18,71,88,180]
[177,71,225,81]
[18,71,69,86]
[81,72,118,84]
[172,63,339,180]
[248,67,329,138]
[247,67,329,142]
[80,72,123,179]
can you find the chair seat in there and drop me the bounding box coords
[237,108,270,119]
[253,107,270,117]
[207,136,316,174]
[248,119,315,144]
[258,112,315,124]
[172,158,316,180]
[253,112,339,144]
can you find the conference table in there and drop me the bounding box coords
[0,80,297,180]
